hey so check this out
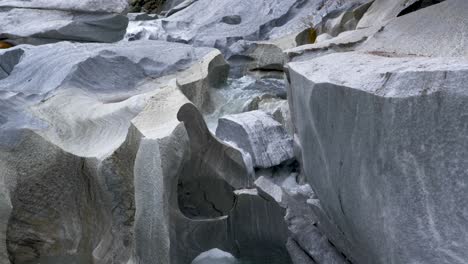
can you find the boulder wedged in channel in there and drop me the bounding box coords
[216,110,294,168]
[288,51,468,264]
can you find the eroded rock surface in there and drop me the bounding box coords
[288,51,468,264]
[0,39,228,264]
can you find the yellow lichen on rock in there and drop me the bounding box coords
[0,41,13,49]
[308,28,317,44]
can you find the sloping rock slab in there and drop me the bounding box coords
[0,7,129,45]
[359,0,467,57]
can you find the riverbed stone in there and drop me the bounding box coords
[216,111,294,168]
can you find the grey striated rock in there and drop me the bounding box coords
[288,51,468,264]
[255,176,284,205]
[3,131,110,264]
[244,96,292,135]
[0,8,128,45]
[216,111,294,168]
[0,40,225,156]
[244,78,287,99]
[285,25,381,63]
[125,0,302,49]
[227,41,285,76]
[162,0,190,12]
[132,101,290,264]
[164,0,198,17]
[259,99,292,135]
[356,0,423,29]
[315,1,373,37]
[230,189,291,264]
[0,0,129,45]
[254,168,349,264]
[0,39,228,264]
[359,0,468,57]
[286,238,316,264]
[176,50,230,111]
[315,33,333,43]
[126,0,365,52]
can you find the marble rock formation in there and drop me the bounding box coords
[126,0,367,51]
[163,103,290,264]
[359,0,467,57]
[0,40,226,155]
[0,40,228,264]
[125,0,371,80]
[314,1,373,38]
[288,51,468,264]
[216,111,294,169]
[223,0,370,76]
[356,0,443,29]
[0,0,129,45]
[254,171,348,264]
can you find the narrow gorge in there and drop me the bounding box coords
[0,0,467,264]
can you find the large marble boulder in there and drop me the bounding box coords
[0,0,129,45]
[288,51,468,264]
[216,111,294,168]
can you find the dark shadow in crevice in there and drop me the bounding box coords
[397,0,446,17]
[178,178,236,219]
